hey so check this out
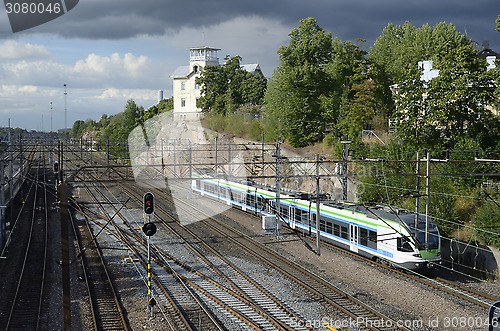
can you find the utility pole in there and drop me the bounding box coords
[50,101,53,133]
[8,119,12,231]
[414,152,421,237]
[341,140,351,201]
[425,152,431,251]
[64,84,67,133]
[0,148,4,251]
[275,138,281,236]
[316,154,321,255]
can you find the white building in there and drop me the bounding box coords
[170,46,263,121]
[171,46,220,121]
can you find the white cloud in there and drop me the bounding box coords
[96,88,157,102]
[74,52,152,79]
[0,40,51,60]
[0,51,164,89]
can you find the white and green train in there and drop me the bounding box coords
[192,176,441,271]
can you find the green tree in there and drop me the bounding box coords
[71,119,85,137]
[389,27,499,149]
[392,63,440,147]
[265,17,333,147]
[370,22,470,84]
[328,40,394,146]
[142,97,173,122]
[426,44,497,145]
[196,56,267,115]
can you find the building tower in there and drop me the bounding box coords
[171,46,220,120]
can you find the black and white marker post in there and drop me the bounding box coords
[143,192,157,315]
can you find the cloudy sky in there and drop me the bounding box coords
[0,0,498,131]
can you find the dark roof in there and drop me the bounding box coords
[473,40,500,59]
[477,48,500,59]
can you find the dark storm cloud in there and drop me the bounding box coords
[16,0,500,49]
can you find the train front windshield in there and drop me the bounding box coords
[401,214,440,250]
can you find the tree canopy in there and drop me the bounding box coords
[265,18,393,148]
[370,22,471,84]
[196,55,267,115]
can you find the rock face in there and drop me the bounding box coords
[128,111,360,203]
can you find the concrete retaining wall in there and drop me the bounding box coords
[441,237,499,278]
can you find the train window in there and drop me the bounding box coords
[319,219,325,232]
[368,230,377,249]
[247,193,255,206]
[397,237,414,252]
[360,228,368,246]
[341,226,348,239]
[301,210,309,224]
[333,224,340,236]
[256,196,263,210]
[295,208,301,222]
[206,183,215,194]
[195,180,200,188]
[280,204,289,219]
[326,222,333,234]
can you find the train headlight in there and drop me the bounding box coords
[412,253,421,258]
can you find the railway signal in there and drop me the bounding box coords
[143,191,156,315]
[143,192,154,215]
[54,161,59,173]
[142,222,156,236]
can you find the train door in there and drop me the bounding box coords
[350,224,359,253]
[289,205,296,229]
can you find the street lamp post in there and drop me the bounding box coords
[64,84,67,132]
[50,101,53,133]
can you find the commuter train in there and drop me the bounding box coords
[192,174,441,271]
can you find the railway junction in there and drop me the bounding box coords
[0,135,499,331]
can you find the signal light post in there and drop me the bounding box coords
[143,192,156,314]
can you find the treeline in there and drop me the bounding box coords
[70,97,173,151]
[265,18,500,153]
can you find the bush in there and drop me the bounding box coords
[474,203,500,246]
[249,121,263,141]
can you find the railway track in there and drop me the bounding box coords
[77,181,225,331]
[2,156,48,330]
[63,142,499,329]
[64,147,313,330]
[70,201,130,330]
[116,182,315,331]
[114,180,408,331]
[295,227,500,311]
